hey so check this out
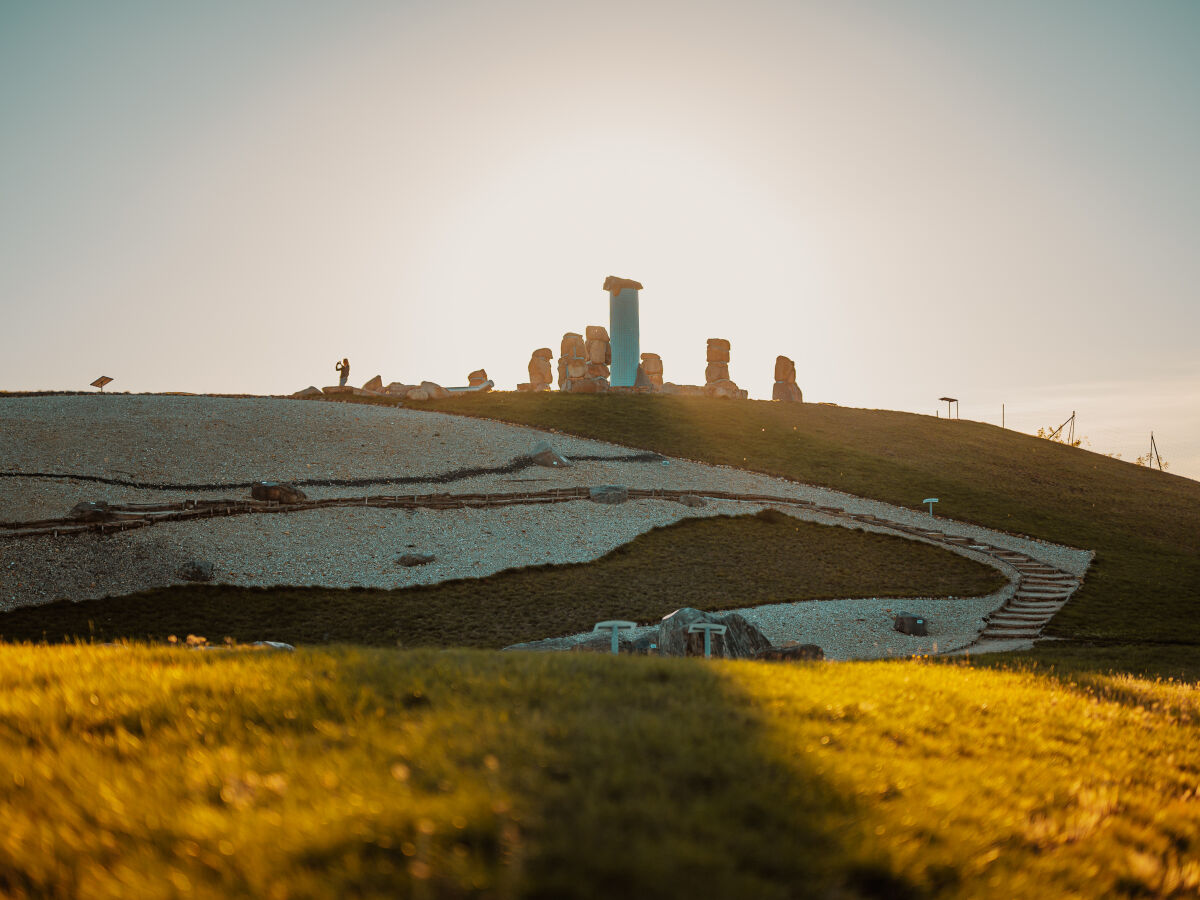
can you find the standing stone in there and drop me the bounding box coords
[656,608,771,659]
[523,349,554,390]
[702,339,744,399]
[467,369,488,386]
[560,328,610,393]
[772,355,803,402]
[362,375,384,393]
[706,339,731,363]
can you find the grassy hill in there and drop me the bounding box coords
[3,393,1198,898]
[418,393,1200,649]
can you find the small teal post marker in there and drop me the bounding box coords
[687,622,728,658]
[923,497,939,517]
[593,620,637,655]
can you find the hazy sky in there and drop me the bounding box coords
[2,1,1198,476]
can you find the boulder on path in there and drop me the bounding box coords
[250,482,307,504]
[529,441,570,468]
[69,501,113,522]
[178,559,214,582]
[753,644,825,662]
[396,551,436,567]
[657,607,772,659]
[894,614,929,636]
[362,375,384,393]
[589,485,629,505]
[676,494,707,508]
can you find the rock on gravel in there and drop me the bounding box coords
[250,482,307,504]
[178,559,214,582]
[589,485,629,505]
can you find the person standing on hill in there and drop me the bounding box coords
[335,358,350,386]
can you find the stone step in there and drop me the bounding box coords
[984,619,1051,628]
[1008,601,1065,611]
[981,628,1043,639]
[979,628,1046,643]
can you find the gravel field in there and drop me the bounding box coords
[0,395,1092,656]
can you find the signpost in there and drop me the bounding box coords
[923,498,939,517]
[687,622,727,658]
[592,620,637,655]
[90,376,113,392]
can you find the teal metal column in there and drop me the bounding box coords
[609,288,640,386]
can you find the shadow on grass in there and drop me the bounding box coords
[397,651,918,900]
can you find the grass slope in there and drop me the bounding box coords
[414,393,1200,647]
[0,645,1196,900]
[0,511,1004,648]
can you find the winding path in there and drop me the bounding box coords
[0,482,1085,653]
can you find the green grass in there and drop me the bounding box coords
[0,644,1196,899]
[409,392,1200,648]
[0,511,1004,648]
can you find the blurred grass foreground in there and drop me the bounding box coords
[0,644,1197,899]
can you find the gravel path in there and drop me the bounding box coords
[0,395,1093,657]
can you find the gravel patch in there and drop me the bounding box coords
[0,396,1093,658]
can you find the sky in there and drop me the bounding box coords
[2,0,1198,478]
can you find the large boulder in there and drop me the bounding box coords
[405,388,430,401]
[566,378,607,394]
[586,340,608,365]
[419,381,451,400]
[467,369,488,386]
[774,355,796,383]
[529,441,570,468]
[517,382,550,392]
[894,614,929,636]
[178,559,214,582]
[705,363,729,383]
[396,551,436,567]
[603,275,643,293]
[585,325,609,343]
[589,485,629,505]
[704,380,740,399]
[560,332,585,359]
[69,501,112,522]
[706,339,731,363]
[529,356,553,385]
[640,353,664,376]
[586,363,610,378]
[566,360,587,378]
[251,482,307,504]
[291,386,323,398]
[772,382,803,402]
[384,382,416,396]
[657,608,772,659]
[532,347,554,360]
[362,375,384,393]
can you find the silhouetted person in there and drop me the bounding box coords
[335,358,350,386]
